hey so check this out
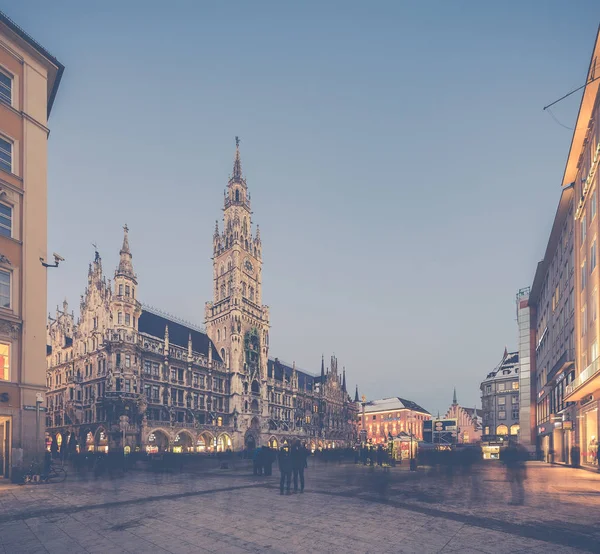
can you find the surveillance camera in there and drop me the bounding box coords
[53,252,65,263]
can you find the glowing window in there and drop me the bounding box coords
[0,343,9,381]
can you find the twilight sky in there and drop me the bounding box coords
[5,0,600,415]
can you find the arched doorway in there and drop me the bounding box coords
[95,427,108,453]
[174,431,194,453]
[268,436,278,449]
[147,429,169,454]
[245,429,257,451]
[196,432,214,453]
[217,433,232,452]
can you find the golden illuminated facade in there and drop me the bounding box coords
[563,28,600,467]
[45,143,356,455]
[357,397,430,445]
[0,12,63,479]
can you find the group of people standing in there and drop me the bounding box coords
[252,441,309,495]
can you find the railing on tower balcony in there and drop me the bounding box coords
[566,356,600,397]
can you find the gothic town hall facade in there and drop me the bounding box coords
[45,144,357,455]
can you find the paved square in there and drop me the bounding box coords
[0,460,599,553]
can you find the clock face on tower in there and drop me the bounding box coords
[244,259,254,273]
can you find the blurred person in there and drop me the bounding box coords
[291,440,308,493]
[502,441,528,506]
[278,446,292,495]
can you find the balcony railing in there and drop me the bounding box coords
[547,349,575,383]
[566,356,600,397]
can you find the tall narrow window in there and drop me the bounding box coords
[125,313,130,325]
[593,288,598,322]
[119,284,123,296]
[0,203,12,238]
[592,240,597,272]
[0,269,10,309]
[592,340,598,363]
[582,261,587,290]
[593,189,598,220]
[0,71,11,105]
[118,312,123,325]
[582,305,588,336]
[125,285,130,297]
[0,137,12,174]
[0,343,9,381]
[582,214,587,242]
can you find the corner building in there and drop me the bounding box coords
[45,144,356,455]
[0,12,63,479]
[562,27,600,467]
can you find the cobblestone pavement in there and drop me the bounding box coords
[0,460,599,553]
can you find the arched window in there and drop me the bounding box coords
[220,284,226,299]
[245,239,248,250]
[220,348,226,361]
[510,424,520,436]
[251,380,260,394]
[496,424,509,436]
[235,189,240,202]
[223,326,227,340]
[227,279,232,296]
[243,382,248,394]
[220,264,225,275]
[241,282,246,297]
[217,329,221,342]
[249,287,254,301]
[251,399,259,413]
[227,259,232,271]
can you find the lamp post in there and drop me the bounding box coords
[35,392,43,460]
[409,413,416,471]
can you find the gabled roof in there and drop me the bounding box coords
[364,397,430,415]
[0,11,64,116]
[483,351,520,381]
[138,309,221,361]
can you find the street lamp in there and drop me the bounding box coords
[409,413,417,471]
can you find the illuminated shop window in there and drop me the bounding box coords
[0,343,9,381]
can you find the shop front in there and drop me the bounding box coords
[580,398,599,467]
[0,382,18,479]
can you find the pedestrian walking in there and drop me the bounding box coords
[291,440,308,493]
[502,441,528,506]
[252,447,263,476]
[278,446,292,495]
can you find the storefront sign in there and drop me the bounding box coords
[563,421,573,430]
[23,405,47,412]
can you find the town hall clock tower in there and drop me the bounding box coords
[205,139,270,447]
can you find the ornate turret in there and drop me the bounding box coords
[354,385,359,403]
[116,224,135,280]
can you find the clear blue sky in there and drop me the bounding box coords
[5,0,600,415]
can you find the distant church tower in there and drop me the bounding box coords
[205,139,270,428]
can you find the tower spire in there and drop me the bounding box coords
[342,368,346,392]
[321,355,325,379]
[116,224,135,279]
[354,385,359,402]
[453,387,457,405]
[232,136,242,182]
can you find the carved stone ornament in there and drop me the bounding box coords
[0,254,11,266]
[0,320,20,339]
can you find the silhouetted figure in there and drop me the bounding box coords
[278,447,292,495]
[252,447,263,476]
[291,440,308,493]
[502,441,528,505]
[263,446,275,476]
[360,446,368,465]
[369,446,375,466]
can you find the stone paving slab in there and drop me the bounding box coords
[0,461,598,553]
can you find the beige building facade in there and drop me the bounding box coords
[443,389,483,444]
[0,12,63,479]
[563,27,600,467]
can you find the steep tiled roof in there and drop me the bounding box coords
[138,309,221,361]
[364,397,430,415]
